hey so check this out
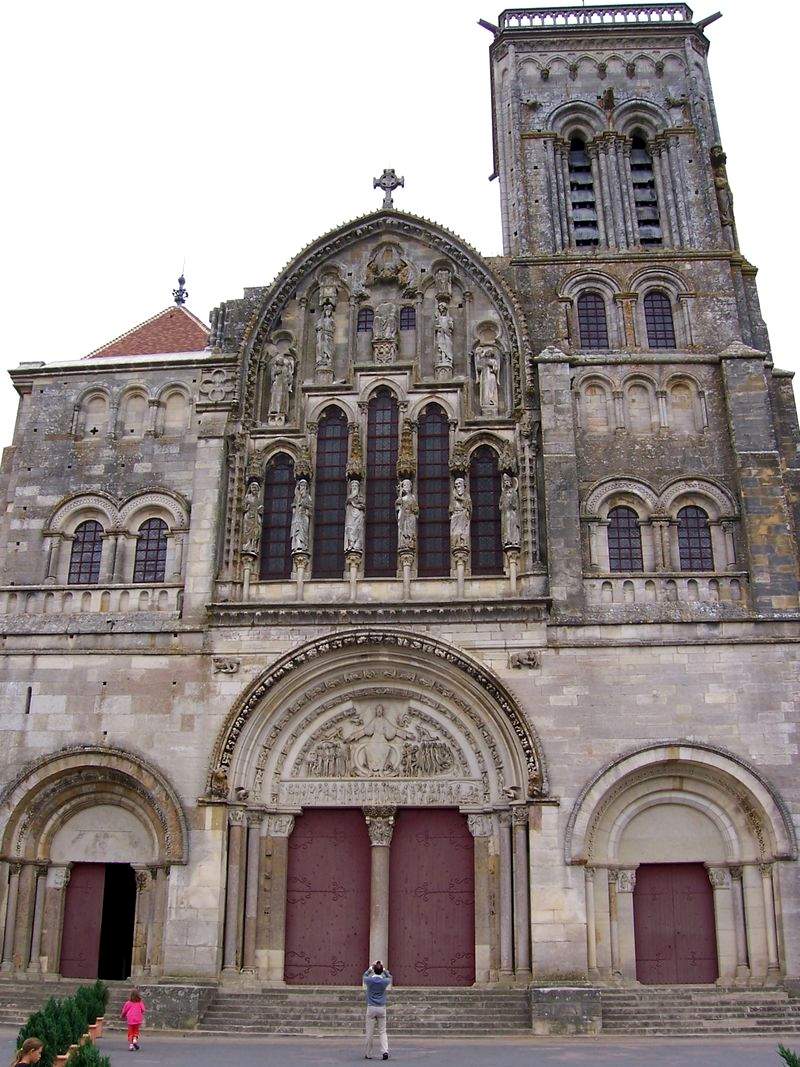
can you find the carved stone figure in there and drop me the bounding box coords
[290,479,312,554]
[344,478,365,553]
[434,301,455,374]
[349,705,416,776]
[267,350,295,420]
[475,343,501,414]
[396,478,418,551]
[450,476,472,551]
[434,267,452,300]
[318,270,339,309]
[373,301,397,340]
[241,480,262,556]
[315,304,335,372]
[364,243,413,290]
[212,656,240,674]
[710,144,735,228]
[210,766,229,799]
[500,473,521,548]
[508,649,541,670]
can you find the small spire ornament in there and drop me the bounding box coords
[173,274,188,306]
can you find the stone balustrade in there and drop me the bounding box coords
[0,583,183,616]
[585,571,749,610]
[498,4,693,30]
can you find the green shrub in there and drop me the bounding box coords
[61,998,87,1045]
[90,980,109,1016]
[16,983,110,1067]
[68,1043,112,1067]
[778,1046,800,1067]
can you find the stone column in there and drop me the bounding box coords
[760,863,781,981]
[44,533,64,583]
[707,866,737,982]
[729,866,750,980]
[511,807,531,979]
[145,398,160,436]
[258,814,294,982]
[242,814,262,973]
[40,865,70,976]
[12,862,37,970]
[364,808,395,965]
[665,135,690,246]
[468,814,494,984]
[146,865,169,976]
[584,867,599,978]
[497,811,514,981]
[111,533,130,584]
[131,867,153,977]
[586,144,608,247]
[98,533,117,584]
[182,410,228,617]
[26,865,48,973]
[611,868,637,980]
[222,809,248,973]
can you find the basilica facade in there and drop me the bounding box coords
[1,3,799,1003]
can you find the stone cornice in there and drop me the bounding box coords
[208,598,550,627]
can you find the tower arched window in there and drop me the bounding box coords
[607,506,643,572]
[365,388,400,577]
[399,306,416,331]
[568,136,599,247]
[630,134,662,245]
[469,446,503,575]
[312,408,348,578]
[577,291,609,349]
[133,518,168,583]
[68,520,103,585]
[677,505,714,571]
[260,453,295,580]
[417,405,450,577]
[357,308,374,333]
[644,291,676,349]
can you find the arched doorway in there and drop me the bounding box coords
[60,863,137,980]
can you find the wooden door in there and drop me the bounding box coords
[634,863,718,984]
[60,863,105,978]
[388,808,475,986]
[284,808,370,984]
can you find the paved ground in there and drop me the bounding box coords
[2,1027,798,1066]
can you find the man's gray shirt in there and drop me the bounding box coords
[363,970,392,1006]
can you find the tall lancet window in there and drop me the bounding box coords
[630,134,662,245]
[365,387,399,577]
[417,404,450,577]
[568,136,599,247]
[469,446,503,575]
[133,518,168,583]
[312,408,348,578]
[260,453,294,580]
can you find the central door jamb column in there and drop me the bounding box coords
[364,807,395,965]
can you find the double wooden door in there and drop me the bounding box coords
[633,862,718,984]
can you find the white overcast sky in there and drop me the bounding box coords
[1,0,796,446]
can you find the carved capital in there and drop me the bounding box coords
[511,806,529,828]
[134,868,153,892]
[467,813,493,838]
[729,865,743,881]
[611,868,636,893]
[497,810,513,829]
[759,862,774,878]
[364,806,396,846]
[228,807,248,827]
[52,866,70,890]
[708,866,731,889]
[264,814,295,838]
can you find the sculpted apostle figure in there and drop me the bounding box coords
[344,478,366,553]
[290,478,312,553]
[396,478,419,551]
[450,475,472,551]
[434,301,455,370]
[349,704,415,776]
[241,479,263,556]
[500,473,521,548]
[268,349,295,419]
[475,343,501,415]
[373,301,397,341]
[315,304,335,371]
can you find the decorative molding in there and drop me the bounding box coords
[208,599,548,628]
[708,866,731,889]
[508,649,541,670]
[264,814,295,837]
[363,806,396,846]
[213,657,241,675]
[467,813,494,838]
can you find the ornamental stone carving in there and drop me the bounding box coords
[396,480,418,552]
[290,479,312,554]
[315,305,335,379]
[500,473,521,549]
[612,868,637,893]
[450,476,472,552]
[266,349,295,424]
[264,813,295,837]
[213,657,240,675]
[467,813,494,838]
[344,479,366,554]
[364,243,414,291]
[364,806,396,846]
[708,866,731,889]
[241,481,262,557]
[373,301,398,364]
[199,367,235,405]
[434,301,455,379]
[228,808,248,826]
[475,342,502,415]
[209,766,229,799]
[508,649,540,670]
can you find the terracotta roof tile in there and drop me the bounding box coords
[86,306,209,358]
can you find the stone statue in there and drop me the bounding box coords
[475,343,501,414]
[241,480,263,556]
[315,304,335,371]
[710,144,735,228]
[349,704,416,776]
[268,350,295,420]
[434,267,452,300]
[434,301,455,371]
[209,766,229,799]
[500,473,521,548]
[396,478,418,551]
[290,478,312,553]
[344,478,365,553]
[450,476,472,551]
[373,301,397,340]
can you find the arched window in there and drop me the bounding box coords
[68,520,103,585]
[568,136,599,247]
[677,505,714,571]
[260,453,294,580]
[417,405,450,577]
[607,506,643,572]
[469,446,503,575]
[365,388,399,577]
[644,291,676,349]
[312,408,348,578]
[399,306,416,331]
[357,308,374,333]
[133,518,168,583]
[630,134,662,245]
[577,291,609,349]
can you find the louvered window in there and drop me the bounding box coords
[312,409,348,578]
[365,389,400,577]
[607,506,643,572]
[568,137,599,247]
[644,291,677,349]
[577,291,609,349]
[469,446,503,575]
[260,453,294,580]
[68,520,103,585]
[417,405,450,577]
[630,134,662,245]
[677,506,714,571]
[133,518,168,583]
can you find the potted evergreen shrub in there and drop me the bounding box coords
[778,1047,800,1067]
[89,980,108,1037]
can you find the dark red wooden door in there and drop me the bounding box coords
[388,808,475,986]
[284,808,370,984]
[60,863,105,978]
[634,863,718,984]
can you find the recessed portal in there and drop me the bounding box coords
[60,862,137,979]
[633,862,718,984]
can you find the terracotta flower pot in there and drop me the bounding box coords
[54,1055,69,1067]
[68,1044,79,1058]
[94,1017,105,1038]
[88,1023,99,1041]
[79,1034,90,1046]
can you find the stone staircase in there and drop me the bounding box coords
[600,986,800,1037]
[0,979,129,1030]
[196,986,533,1036]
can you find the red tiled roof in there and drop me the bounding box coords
[85,306,209,358]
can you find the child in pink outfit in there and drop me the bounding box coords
[121,989,146,1052]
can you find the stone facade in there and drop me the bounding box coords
[0,3,798,994]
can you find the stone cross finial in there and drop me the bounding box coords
[373,169,404,209]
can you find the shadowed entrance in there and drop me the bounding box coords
[60,862,136,979]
